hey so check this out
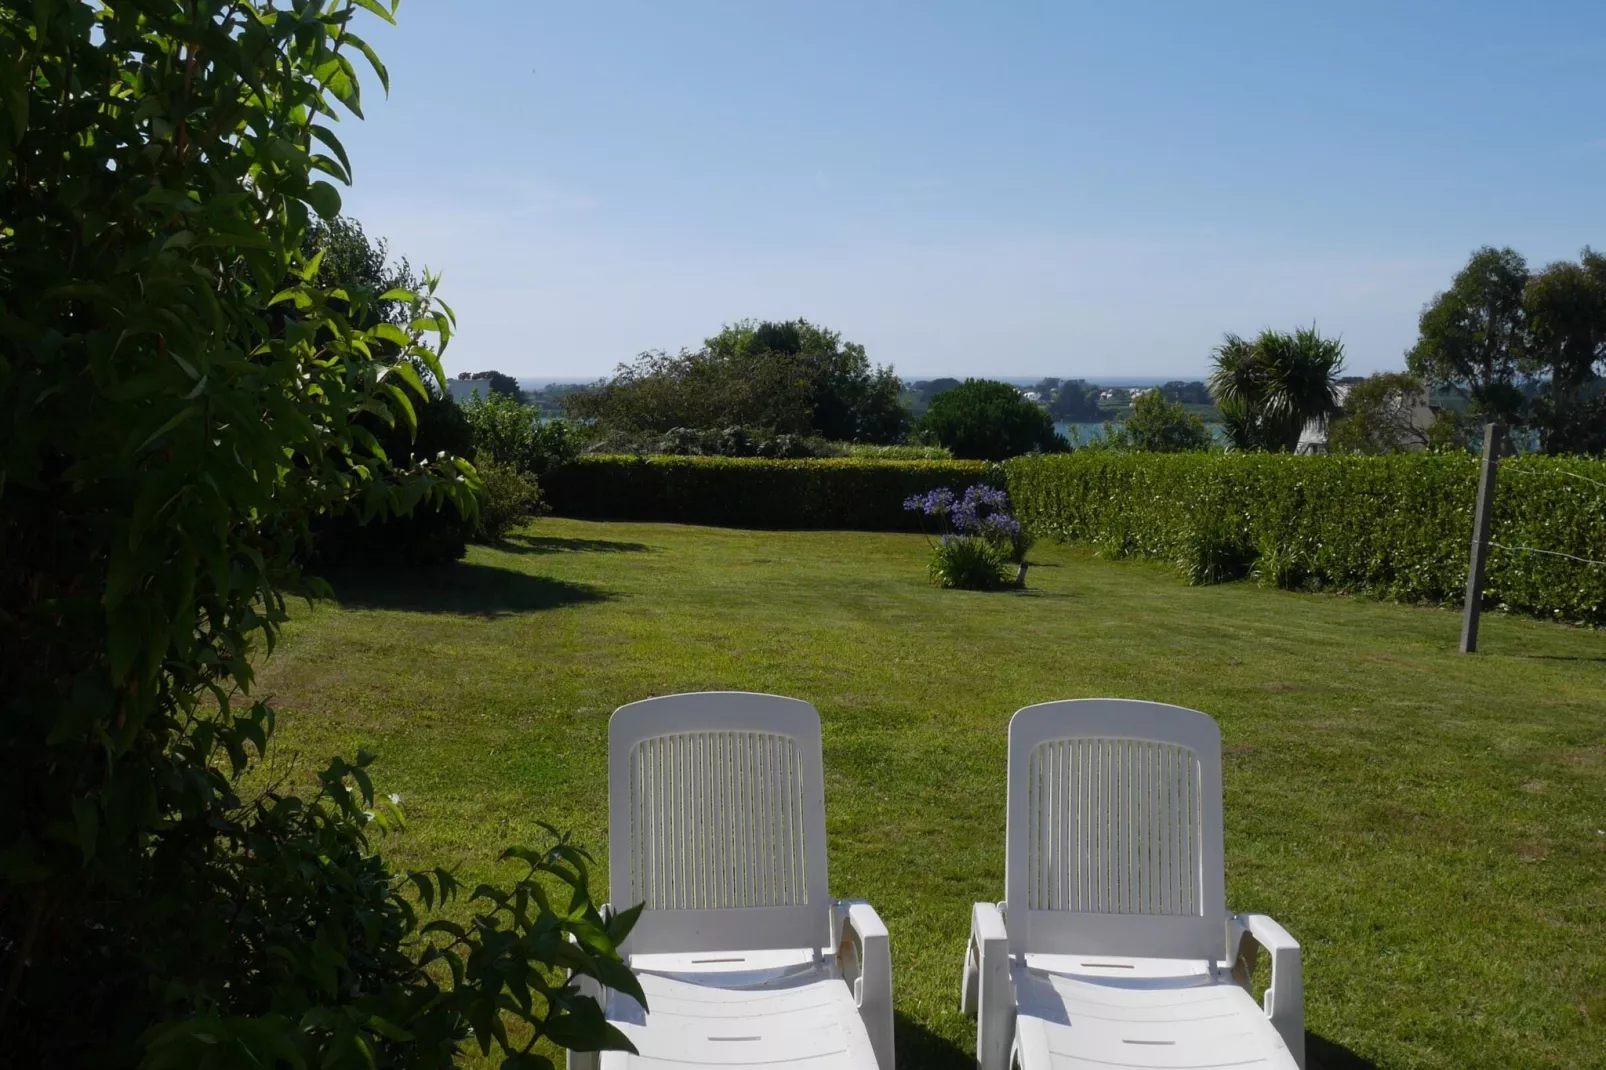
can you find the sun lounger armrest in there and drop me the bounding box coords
[967,902,1013,1070]
[837,899,895,1070]
[1231,912,1305,1069]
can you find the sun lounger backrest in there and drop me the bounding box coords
[1004,699,1226,960]
[609,692,831,954]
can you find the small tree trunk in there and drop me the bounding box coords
[1015,562,1029,588]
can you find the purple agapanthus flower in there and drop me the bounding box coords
[946,484,1013,535]
[903,487,957,517]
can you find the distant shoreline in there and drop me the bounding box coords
[513,374,1206,391]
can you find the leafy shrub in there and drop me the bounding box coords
[476,458,545,541]
[0,2,633,1064]
[1097,391,1213,453]
[464,391,537,469]
[545,456,999,530]
[1006,452,1606,623]
[465,393,584,477]
[530,417,585,474]
[311,389,479,566]
[928,535,1013,589]
[919,379,1068,460]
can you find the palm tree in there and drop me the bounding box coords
[1208,326,1345,451]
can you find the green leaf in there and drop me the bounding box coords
[363,1015,414,1043]
[305,180,343,220]
[369,322,410,348]
[311,123,354,182]
[543,999,636,1054]
[350,0,399,26]
[344,31,391,96]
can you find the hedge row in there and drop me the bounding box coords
[544,455,1000,531]
[1004,452,1606,624]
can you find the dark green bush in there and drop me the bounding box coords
[546,456,1000,530]
[310,390,479,566]
[919,379,1067,460]
[476,457,545,541]
[1005,452,1606,623]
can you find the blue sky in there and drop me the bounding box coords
[337,1,1606,380]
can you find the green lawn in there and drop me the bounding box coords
[257,518,1606,1068]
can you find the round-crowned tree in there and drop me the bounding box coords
[919,379,1066,460]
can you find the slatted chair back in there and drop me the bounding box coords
[1004,699,1226,960]
[609,692,832,955]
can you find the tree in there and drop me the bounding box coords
[1326,373,1435,454]
[1160,380,1212,405]
[1103,391,1212,452]
[1406,246,1530,425]
[919,379,1067,460]
[303,218,478,565]
[1523,251,1606,454]
[458,369,523,399]
[307,215,417,327]
[567,319,909,442]
[1049,380,1103,421]
[1209,327,1346,451]
[0,2,637,1065]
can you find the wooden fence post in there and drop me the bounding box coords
[1460,423,1505,654]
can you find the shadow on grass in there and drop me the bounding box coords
[321,561,609,617]
[1307,1031,1378,1070]
[498,533,652,556]
[894,1011,971,1069]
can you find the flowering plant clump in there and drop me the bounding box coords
[903,484,1034,588]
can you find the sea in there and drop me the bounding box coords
[1056,421,1231,445]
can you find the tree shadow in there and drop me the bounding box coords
[894,1011,972,1070]
[497,533,653,556]
[320,561,610,617]
[1307,1031,1378,1070]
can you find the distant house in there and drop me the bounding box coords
[1296,382,1436,454]
[1021,390,1042,403]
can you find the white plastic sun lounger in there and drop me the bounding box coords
[570,691,895,1070]
[961,699,1304,1070]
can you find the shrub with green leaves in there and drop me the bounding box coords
[1005,452,1606,623]
[464,391,537,468]
[545,456,1001,530]
[928,535,1013,589]
[476,457,546,542]
[0,2,634,1064]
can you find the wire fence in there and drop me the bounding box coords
[1490,463,1606,570]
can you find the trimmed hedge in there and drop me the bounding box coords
[1004,452,1606,624]
[545,455,999,530]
